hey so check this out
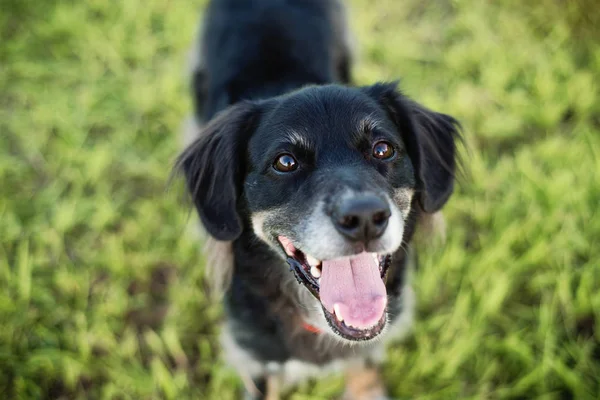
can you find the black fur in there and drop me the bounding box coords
[362,82,462,213]
[181,84,459,242]
[195,0,350,121]
[177,0,460,396]
[179,103,260,240]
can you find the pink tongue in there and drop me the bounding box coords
[319,252,387,329]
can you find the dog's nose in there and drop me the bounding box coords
[333,195,391,243]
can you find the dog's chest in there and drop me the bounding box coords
[226,283,371,365]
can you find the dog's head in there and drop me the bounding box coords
[178,82,460,342]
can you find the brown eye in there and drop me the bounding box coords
[372,141,395,160]
[273,154,298,173]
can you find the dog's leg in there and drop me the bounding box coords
[342,361,387,400]
[242,374,281,400]
[264,374,282,400]
[221,327,275,399]
[242,375,265,400]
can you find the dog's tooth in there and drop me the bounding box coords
[372,253,379,264]
[306,254,320,267]
[333,304,344,322]
[310,265,321,278]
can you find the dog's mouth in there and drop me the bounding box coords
[278,236,391,341]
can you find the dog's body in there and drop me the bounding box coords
[179,1,460,399]
[190,0,353,123]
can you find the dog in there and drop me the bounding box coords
[177,0,461,398]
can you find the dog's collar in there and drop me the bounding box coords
[302,321,321,334]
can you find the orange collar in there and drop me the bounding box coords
[302,321,321,334]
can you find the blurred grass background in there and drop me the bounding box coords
[1,0,599,398]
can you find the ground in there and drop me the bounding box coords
[1,0,599,398]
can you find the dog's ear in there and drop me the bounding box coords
[363,82,461,213]
[176,102,260,240]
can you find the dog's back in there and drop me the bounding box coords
[193,0,352,121]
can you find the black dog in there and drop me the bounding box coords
[178,0,460,398]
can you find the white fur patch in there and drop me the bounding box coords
[298,191,404,261]
[392,187,415,217]
[250,209,288,257]
[416,211,447,245]
[180,115,203,149]
[251,211,269,244]
[221,324,265,379]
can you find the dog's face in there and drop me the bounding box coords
[179,82,459,342]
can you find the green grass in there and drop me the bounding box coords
[1,0,599,398]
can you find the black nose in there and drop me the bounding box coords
[333,194,391,243]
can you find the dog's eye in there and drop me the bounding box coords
[273,154,298,173]
[372,141,395,160]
